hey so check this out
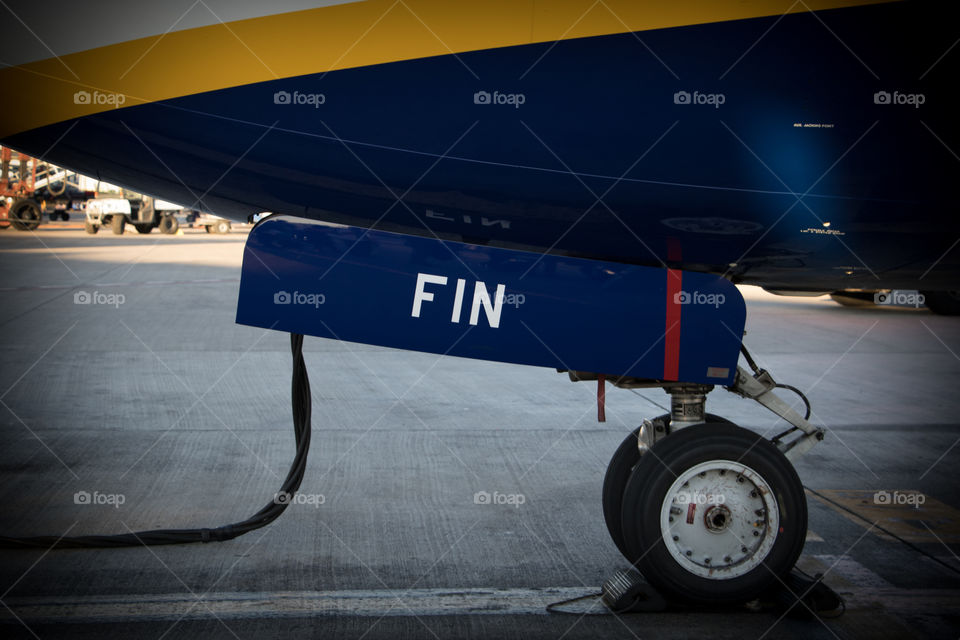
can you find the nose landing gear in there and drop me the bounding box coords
[580,349,824,605]
[621,424,806,604]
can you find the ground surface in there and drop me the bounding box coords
[0,224,958,639]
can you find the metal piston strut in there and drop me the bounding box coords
[667,385,712,430]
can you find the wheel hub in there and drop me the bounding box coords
[703,504,731,533]
[660,460,780,579]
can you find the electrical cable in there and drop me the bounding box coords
[0,333,311,549]
[740,344,812,420]
[545,592,606,615]
[740,344,762,374]
[774,383,812,421]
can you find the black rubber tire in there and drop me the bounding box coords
[110,214,126,235]
[134,223,154,234]
[9,199,41,231]
[158,215,179,234]
[621,423,807,605]
[204,225,213,233]
[214,220,230,234]
[603,414,733,559]
[61,212,70,222]
[84,219,98,234]
[922,291,960,316]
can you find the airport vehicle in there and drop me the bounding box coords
[142,197,182,234]
[36,178,89,221]
[193,212,232,234]
[0,149,93,228]
[82,189,180,235]
[83,196,131,234]
[0,147,42,230]
[0,0,957,605]
[29,167,78,221]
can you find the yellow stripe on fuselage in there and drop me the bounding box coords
[0,0,894,139]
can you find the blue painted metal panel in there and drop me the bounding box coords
[236,216,745,385]
[5,2,957,291]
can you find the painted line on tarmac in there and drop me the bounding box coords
[0,587,595,623]
[3,565,959,625]
[813,554,894,590]
[0,278,240,293]
[810,489,960,543]
[803,554,960,616]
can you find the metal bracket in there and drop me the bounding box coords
[727,366,825,461]
[636,416,669,455]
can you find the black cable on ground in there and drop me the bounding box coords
[545,592,607,615]
[0,333,311,549]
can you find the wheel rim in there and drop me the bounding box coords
[659,460,779,580]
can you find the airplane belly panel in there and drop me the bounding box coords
[2,0,956,290]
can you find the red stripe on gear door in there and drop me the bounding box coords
[664,269,682,381]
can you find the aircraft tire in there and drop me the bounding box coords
[922,291,960,316]
[603,414,732,560]
[621,423,806,605]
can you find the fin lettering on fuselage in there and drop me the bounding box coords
[426,209,511,230]
[411,272,506,328]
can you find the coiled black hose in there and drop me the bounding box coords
[0,333,311,549]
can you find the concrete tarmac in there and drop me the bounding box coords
[0,225,958,639]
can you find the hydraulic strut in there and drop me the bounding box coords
[565,344,826,460]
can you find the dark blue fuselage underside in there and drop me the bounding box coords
[5,2,958,290]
